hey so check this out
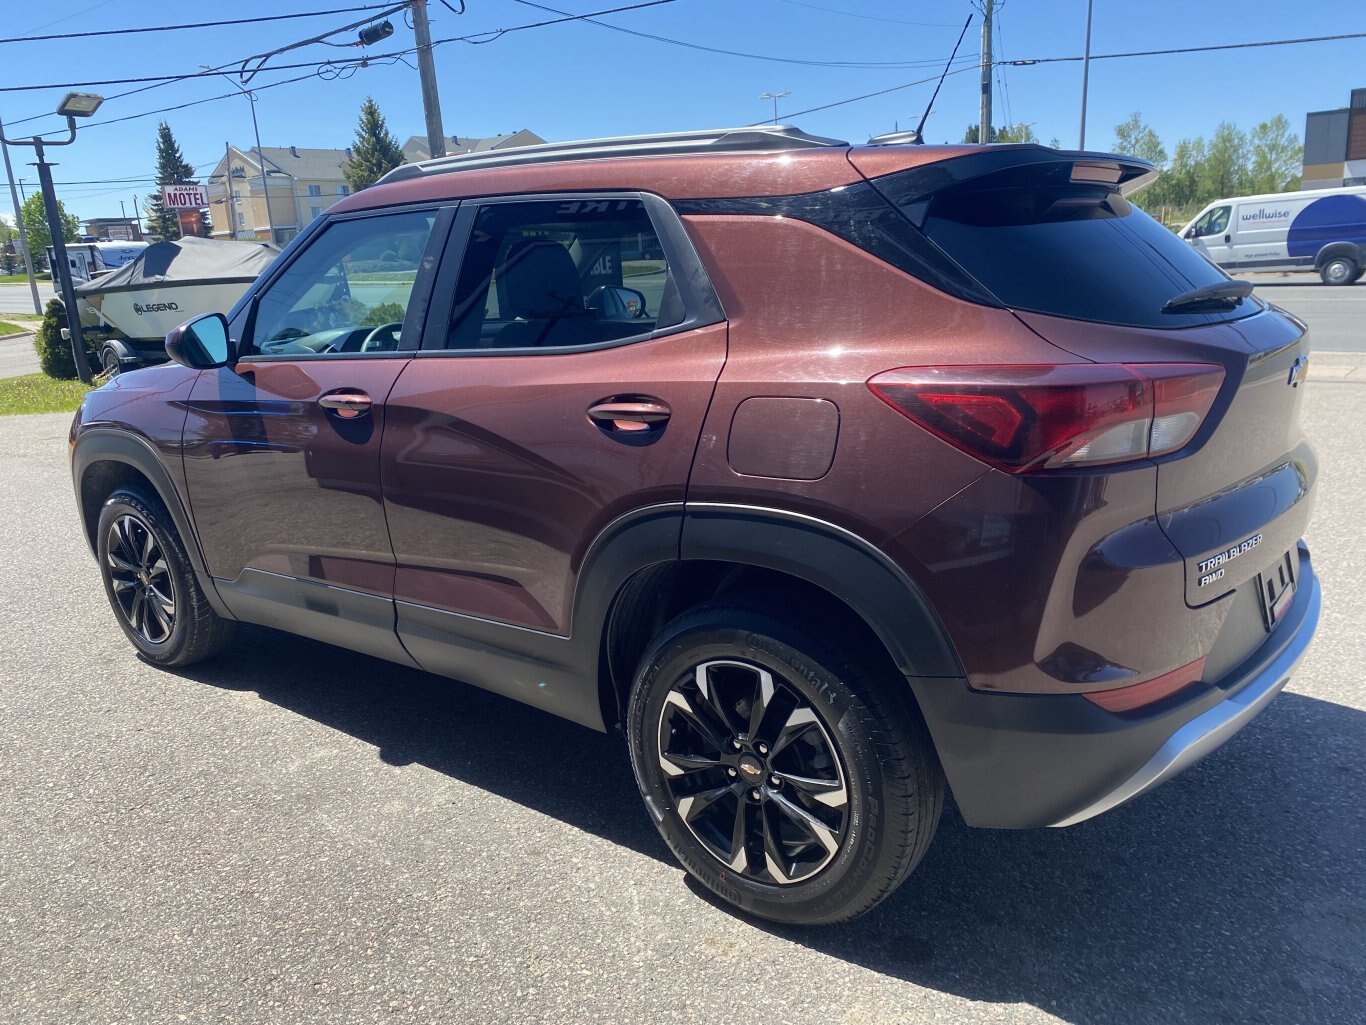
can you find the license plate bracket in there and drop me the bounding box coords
[1257,550,1297,631]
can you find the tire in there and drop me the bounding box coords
[626,602,944,925]
[101,346,121,377]
[1320,256,1357,286]
[96,487,235,667]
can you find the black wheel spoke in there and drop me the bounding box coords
[657,658,849,887]
[105,513,175,645]
[769,790,840,857]
[773,770,848,809]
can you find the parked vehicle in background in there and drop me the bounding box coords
[75,237,278,375]
[46,240,150,283]
[1181,184,1366,284]
[70,128,1321,924]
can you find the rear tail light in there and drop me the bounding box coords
[868,363,1224,472]
[1082,657,1206,713]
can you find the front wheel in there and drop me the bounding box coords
[626,603,943,925]
[1320,256,1357,285]
[96,488,236,667]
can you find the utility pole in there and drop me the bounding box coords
[411,0,446,159]
[223,141,238,240]
[978,0,994,145]
[0,116,42,314]
[1078,0,1094,149]
[132,195,142,239]
[202,67,275,243]
[760,90,790,125]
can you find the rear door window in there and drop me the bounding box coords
[443,199,674,351]
[900,167,1259,328]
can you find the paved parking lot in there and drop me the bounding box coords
[2,372,1364,1024]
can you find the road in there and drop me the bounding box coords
[0,331,39,379]
[0,281,54,316]
[1,369,1363,1024]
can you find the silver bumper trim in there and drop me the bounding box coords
[1049,571,1321,828]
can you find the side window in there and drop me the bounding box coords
[1193,205,1231,237]
[445,199,669,350]
[248,210,436,357]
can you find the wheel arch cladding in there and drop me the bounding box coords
[72,431,233,619]
[596,506,965,727]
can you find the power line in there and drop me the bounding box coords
[769,0,961,27]
[1003,30,1366,66]
[0,0,677,92]
[508,0,966,68]
[0,4,399,45]
[760,61,983,122]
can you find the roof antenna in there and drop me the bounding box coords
[911,14,974,145]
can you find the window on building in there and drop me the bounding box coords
[339,185,350,196]
[236,212,245,228]
[307,184,322,198]
[310,206,323,221]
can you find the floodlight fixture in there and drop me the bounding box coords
[56,92,104,118]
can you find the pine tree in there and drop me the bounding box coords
[342,97,405,193]
[146,121,198,240]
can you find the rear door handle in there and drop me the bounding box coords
[319,391,373,419]
[587,398,671,433]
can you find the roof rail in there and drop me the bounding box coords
[379,125,849,183]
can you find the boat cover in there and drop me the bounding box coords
[75,236,279,297]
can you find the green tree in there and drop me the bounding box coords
[32,298,96,379]
[342,97,405,192]
[962,123,1038,144]
[1112,112,1168,168]
[1200,122,1249,201]
[1247,114,1302,194]
[20,192,79,260]
[0,218,14,274]
[145,121,198,240]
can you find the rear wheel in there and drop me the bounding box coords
[100,346,121,377]
[96,488,235,667]
[626,602,943,925]
[1320,256,1357,285]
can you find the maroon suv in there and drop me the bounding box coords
[70,127,1320,924]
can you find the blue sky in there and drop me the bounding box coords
[1,0,1363,223]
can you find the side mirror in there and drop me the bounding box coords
[587,285,649,321]
[165,313,232,369]
[1183,226,1196,240]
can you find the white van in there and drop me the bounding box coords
[45,241,150,283]
[1180,184,1366,284]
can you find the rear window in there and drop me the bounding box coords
[892,166,1261,328]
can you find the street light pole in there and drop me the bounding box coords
[1079,0,1094,149]
[0,115,42,314]
[760,90,790,125]
[203,67,275,243]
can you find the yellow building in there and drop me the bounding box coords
[206,145,354,246]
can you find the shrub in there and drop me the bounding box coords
[33,299,98,380]
[361,302,406,327]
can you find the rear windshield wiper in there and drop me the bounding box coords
[1161,279,1254,314]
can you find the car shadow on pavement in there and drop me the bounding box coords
[175,625,1363,1025]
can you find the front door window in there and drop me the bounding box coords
[249,210,437,357]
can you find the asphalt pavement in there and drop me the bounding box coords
[0,330,39,379]
[0,281,54,316]
[1,363,1364,1024]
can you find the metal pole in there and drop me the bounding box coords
[33,139,92,383]
[224,141,238,240]
[1079,0,1094,149]
[0,116,42,314]
[411,0,446,159]
[132,195,142,239]
[978,0,994,144]
[245,91,275,243]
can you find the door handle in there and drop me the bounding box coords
[1223,234,1231,244]
[319,391,373,419]
[587,398,671,433]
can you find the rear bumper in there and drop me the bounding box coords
[911,543,1320,829]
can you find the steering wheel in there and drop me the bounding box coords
[360,322,403,352]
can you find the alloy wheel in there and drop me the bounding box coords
[106,514,175,644]
[656,659,849,885]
